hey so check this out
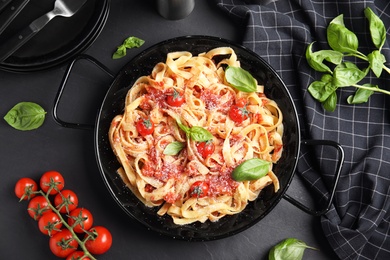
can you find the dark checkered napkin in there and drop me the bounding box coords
[216,0,390,259]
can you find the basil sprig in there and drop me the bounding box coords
[176,119,213,142]
[268,238,317,260]
[4,102,46,131]
[231,158,271,182]
[163,141,185,155]
[306,7,390,112]
[112,36,145,59]
[225,66,257,92]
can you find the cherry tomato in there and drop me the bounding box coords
[136,118,154,137]
[40,170,65,195]
[229,105,249,124]
[166,89,185,107]
[38,211,62,236]
[15,177,38,200]
[85,226,112,255]
[66,251,90,260]
[27,195,51,220]
[49,229,78,258]
[196,140,215,158]
[235,97,247,107]
[67,208,94,233]
[54,189,79,214]
[190,181,209,198]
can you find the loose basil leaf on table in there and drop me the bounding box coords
[305,42,343,73]
[112,36,145,59]
[364,7,386,50]
[306,7,390,111]
[4,102,46,131]
[347,84,376,104]
[327,14,359,54]
[231,158,271,181]
[268,238,317,260]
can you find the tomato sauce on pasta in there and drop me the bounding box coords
[109,47,283,225]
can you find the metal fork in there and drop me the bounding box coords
[0,0,88,62]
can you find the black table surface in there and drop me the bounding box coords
[0,1,338,259]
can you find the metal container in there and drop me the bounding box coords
[157,0,195,20]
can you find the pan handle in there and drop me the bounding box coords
[282,139,344,216]
[52,54,115,130]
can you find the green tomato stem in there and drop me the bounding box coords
[39,188,97,260]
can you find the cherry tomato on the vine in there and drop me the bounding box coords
[166,89,185,107]
[196,140,215,159]
[190,181,209,198]
[15,177,38,200]
[54,189,79,214]
[49,229,78,258]
[229,102,249,124]
[38,211,62,236]
[136,118,154,137]
[66,251,90,260]
[27,195,51,220]
[67,208,94,233]
[85,226,112,255]
[40,170,65,195]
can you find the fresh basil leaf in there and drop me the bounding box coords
[4,102,46,131]
[268,238,317,260]
[364,7,386,50]
[308,74,337,102]
[367,50,386,78]
[322,91,337,112]
[112,45,127,59]
[347,84,376,104]
[176,119,190,134]
[112,36,145,59]
[176,118,213,142]
[189,126,213,142]
[306,42,343,73]
[327,14,359,53]
[163,141,185,155]
[231,158,270,182]
[225,66,257,92]
[332,62,368,87]
[123,36,145,49]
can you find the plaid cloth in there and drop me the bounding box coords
[215,0,390,259]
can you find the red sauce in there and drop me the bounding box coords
[208,167,238,197]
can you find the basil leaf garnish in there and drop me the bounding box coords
[4,102,46,131]
[268,238,317,260]
[231,158,271,182]
[176,119,213,142]
[163,141,185,155]
[225,66,257,92]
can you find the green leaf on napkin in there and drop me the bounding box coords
[112,36,145,59]
[4,102,46,131]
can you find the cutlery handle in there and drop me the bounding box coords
[0,24,36,62]
[0,0,30,35]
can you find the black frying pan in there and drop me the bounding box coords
[53,36,344,241]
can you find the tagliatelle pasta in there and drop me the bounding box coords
[108,47,283,225]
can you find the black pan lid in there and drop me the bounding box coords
[0,0,110,72]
